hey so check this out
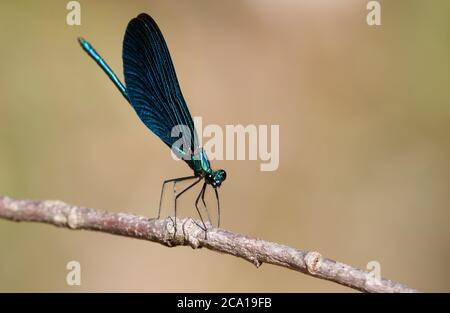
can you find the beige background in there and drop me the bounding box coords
[0,0,449,292]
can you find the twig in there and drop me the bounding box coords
[0,196,417,293]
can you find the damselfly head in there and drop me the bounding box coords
[205,169,226,188]
[212,169,227,188]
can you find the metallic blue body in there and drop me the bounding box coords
[78,13,226,231]
[78,38,129,102]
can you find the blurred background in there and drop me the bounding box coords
[0,0,449,292]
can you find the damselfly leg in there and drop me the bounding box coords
[201,186,212,225]
[194,182,208,237]
[173,177,202,235]
[214,188,221,228]
[157,175,221,236]
[157,175,197,219]
[194,184,220,232]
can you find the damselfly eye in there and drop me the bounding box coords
[220,170,227,181]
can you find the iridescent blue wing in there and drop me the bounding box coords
[122,13,198,167]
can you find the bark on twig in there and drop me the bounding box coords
[0,196,417,293]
